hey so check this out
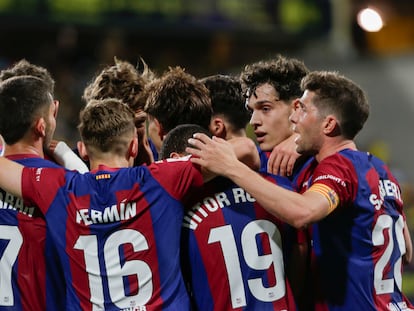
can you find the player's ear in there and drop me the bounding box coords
[33,117,47,137]
[209,117,226,139]
[77,141,89,161]
[323,115,340,136]
[169,151,182,159]
[128,136,139,159]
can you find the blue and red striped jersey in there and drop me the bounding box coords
[182,174,298,311]
[21,158,203,311]
[295,150,414,310]
[0,154,65,311]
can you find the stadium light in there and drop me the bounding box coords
[357,7,384,32]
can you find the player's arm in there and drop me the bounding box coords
[403,219,412,265]
[267,133,301,176]
[222,164,332,228]
[187,133,332,228]
[0,156,23,198]
[49,140,89,173]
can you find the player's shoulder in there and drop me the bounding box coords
[10,155,61,168]
[150,155,195,171]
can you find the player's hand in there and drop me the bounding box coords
[187,133,240,176]
[267,134,300,176]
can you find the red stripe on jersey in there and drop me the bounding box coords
[193,198,231,310]
[16,213,47,311]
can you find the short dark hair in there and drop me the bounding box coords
[159,124,211,159]
[301,71,369,139]
[0,75,52,144]
[200,74,250,131]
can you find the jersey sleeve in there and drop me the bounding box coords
[21,166,67,215]
[308,154,358,212]
[148,157,204,200]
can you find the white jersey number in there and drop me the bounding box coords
[208,219,285,308]
[0,225,23,306]
[372,214,405,294]
[74,229,152,310]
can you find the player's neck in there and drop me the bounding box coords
[316,138,356,162]
[5,141,44,158]
[89,156,131,171]
[225,130,246,140]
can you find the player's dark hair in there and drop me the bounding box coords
[144,67,212,133]
[0,75,52,144]
[301,71,369,139]
[160,124,211,160]
[240,54,309,102]
[0,59,55,95]
[200,74,249,131]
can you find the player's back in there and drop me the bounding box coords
[21,158,203,311]
[0,155,65,311]
[182,175,298,311]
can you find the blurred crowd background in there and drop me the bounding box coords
[1,0,414,300]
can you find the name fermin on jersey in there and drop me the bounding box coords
[183,187,255,230]
[76,201,137,225]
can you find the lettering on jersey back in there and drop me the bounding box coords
[0,190,35,216]
[76,200,137,225]
[183,187,256,230]
[369,179,402,210]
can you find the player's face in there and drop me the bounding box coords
[290,90,324,155]
[246,84,294,152]
[44,97,58,148]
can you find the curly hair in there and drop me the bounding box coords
[240,54,309,101]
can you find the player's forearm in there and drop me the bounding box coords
[225,162,316,228]
[0,157,23,197]
[52,141,89,173]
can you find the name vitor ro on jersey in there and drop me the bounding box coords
[183,187,255,230]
